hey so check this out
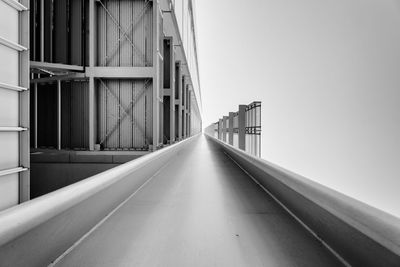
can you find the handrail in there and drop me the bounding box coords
[0,135,198,266]
[205,133,400,267]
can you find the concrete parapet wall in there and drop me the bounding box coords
[0,135,197,266]
[206,134,400,267]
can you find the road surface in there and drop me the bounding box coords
[56,135,342,266]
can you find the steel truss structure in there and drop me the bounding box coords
[0,0,202,211]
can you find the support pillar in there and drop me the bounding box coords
[188,90,191,137]
[34,83,38,149]
[57,80,61,150]
[182,78,186,139]
[88,0,96,151]
[228,112,234,145]
[169,38,175,143]
[218,118,223,140]
[176,62,182,141]
[88,77,95,150]
[40,0,44,61]
[222,116,228,142]
[152,1,161,150]
[238,105,246,151]
[162,37,174,144]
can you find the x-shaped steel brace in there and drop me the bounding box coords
[99,79,151,146]
[97,0,150,67]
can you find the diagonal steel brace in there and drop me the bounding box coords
[97,0,149,66]
[102,0,151,66]
[99,79,151,145]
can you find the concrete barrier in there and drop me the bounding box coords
[0,135,197,267]
[206,134,400,267]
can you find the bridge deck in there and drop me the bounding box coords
[55,135,342,266]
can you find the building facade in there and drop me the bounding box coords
[0,0,202,211]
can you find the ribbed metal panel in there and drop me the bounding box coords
[98,79,152,150]
[71,81,89,149]
[97,0,153,67]
[61,81,89,149]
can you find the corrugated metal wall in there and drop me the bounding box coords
[97,0,153,67]
[96,0,155,150]
[62,81,89,149]
[37,83,57,148]
[98,79,153,150]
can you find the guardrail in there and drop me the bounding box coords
[205,133,400,267]
[0,135,197,267]
[204,101,261,157]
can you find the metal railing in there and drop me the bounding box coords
[205,133,400,266]
[204,101,261,157]
[0,135,197,266]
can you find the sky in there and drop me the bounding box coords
[195,0,400,218]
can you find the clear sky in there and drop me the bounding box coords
[196,0,400,218]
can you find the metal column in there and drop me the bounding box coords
[169,43,175,143]
[238,105,246,151]
[40,0,44,61]
[177,62,182,141]
[152,0,160,150]
[218,118,223,140]
[228,112,234,145]
[182,77,186,139]
[222,116,228,142]
[33,83,38,149]
[88,0,96,151]
[57,80,61,150]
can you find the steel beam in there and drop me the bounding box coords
[30,61,84,72]
[30,73,86,84]
[85,67,153,78]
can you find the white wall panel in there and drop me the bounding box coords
[0,90,19,126]
[0,0,24,211]
[0,1,19,42]
[0,173,19,210]
[0,46,19,85]
[0,132,19,170]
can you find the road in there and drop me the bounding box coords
[55,135,342,266]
